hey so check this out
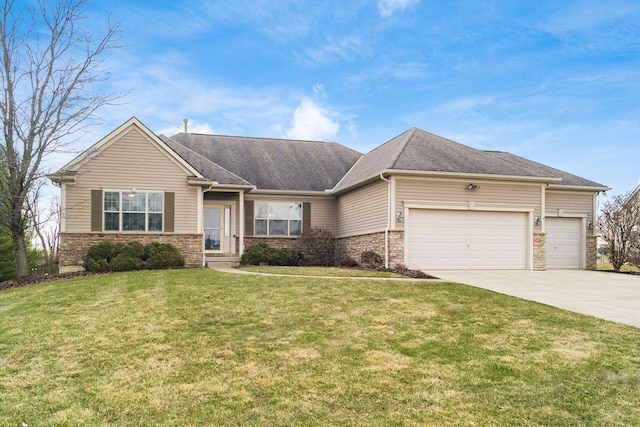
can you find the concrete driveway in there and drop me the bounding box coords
[433,270,640,328]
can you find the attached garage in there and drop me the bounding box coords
[406,209,529,270]
[545,217,582,269]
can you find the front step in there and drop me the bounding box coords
[206,256,241,269]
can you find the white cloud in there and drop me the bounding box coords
[304,35,367,65]
[378,0,420,17]
[285,97,340,141]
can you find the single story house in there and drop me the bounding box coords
[49,117,609,272]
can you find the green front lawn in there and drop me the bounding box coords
[238,265,405,278]
[1,269,639,426]
[598,262,640,272]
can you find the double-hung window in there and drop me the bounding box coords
[104,191,163,232]
[254,201,302,236]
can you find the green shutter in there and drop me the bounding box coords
[164,192,175,232]
[91,190,102,231]
[245,200,254,235]
[303,202,311,232]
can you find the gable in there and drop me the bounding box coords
[60,125,201,234]
[76,127,195,182]
[51,117,202,181]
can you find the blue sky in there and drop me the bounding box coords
[51,0,640,195]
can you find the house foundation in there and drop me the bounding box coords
[337,231,405,268]
[59,232,203,272]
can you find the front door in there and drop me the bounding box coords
[204,205,233,253]
[204,207,223,252]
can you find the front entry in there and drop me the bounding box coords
[204,205,233,253]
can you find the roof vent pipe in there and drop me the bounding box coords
[183,118,189,133]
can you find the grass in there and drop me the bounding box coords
[597,262,640,272]
[238,265,405,278]
[1,268,639,426]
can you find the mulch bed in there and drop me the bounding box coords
[379,267,438,279]
[0,271,98,292]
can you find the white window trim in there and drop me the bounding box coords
[254,201,303,237]
[103,189,164,232]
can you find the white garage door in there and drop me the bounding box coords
[407,209,528,270]
[546,217,581,269]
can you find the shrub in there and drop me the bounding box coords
[241,243,304,266]
[337,256,359,268]
[84,241,184,272]
[110,254,144,272]
[241,243,275,265]
[360,250,383,269]
[274,247,304,266]
[119,241,145,259]
[85,257,110,273]
[300,228,336,266]
[85,241,117,265]
[145,243,184,269]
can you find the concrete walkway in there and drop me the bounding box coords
[433,270,640,328]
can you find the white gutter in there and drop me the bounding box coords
[380,173,391,269]
[250,189,334,196]
[547,184,612,192]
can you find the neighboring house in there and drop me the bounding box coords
[49,117,609,272]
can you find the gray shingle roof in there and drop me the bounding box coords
[485,151,608,188]
[165,133,362,191]
[334,128,562,192]
[158,135,252,186]
[161,126,606,193]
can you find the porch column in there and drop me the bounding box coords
[239,190,245,255]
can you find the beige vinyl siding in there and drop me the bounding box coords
[64,127,198,233]
[245,194,336,233]
[546,189,595,223]
[336,180,388,238]
[394,177,543,229]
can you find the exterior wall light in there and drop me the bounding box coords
[588,221,594,230]
[467,183,480,191]
[396,212,404,222]
[535,217,543,225]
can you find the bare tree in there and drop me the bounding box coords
[26,177,60,272]
[0,0,120,277]
[597,191,640,272]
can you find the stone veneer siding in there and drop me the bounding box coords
[586,236,597,270]
[337,231,404,268]
[244,237,305,251]
[338,232,385,265]
[533,232,546,271]
[244,232,407,268]
[388,231,405,267]
[59,232,203,271]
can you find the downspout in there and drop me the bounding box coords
[200,184,214,266]
[380,174,391,269]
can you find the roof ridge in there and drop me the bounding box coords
[172,132,340,145]
[388,128,417,169]
[160,135,252,185]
